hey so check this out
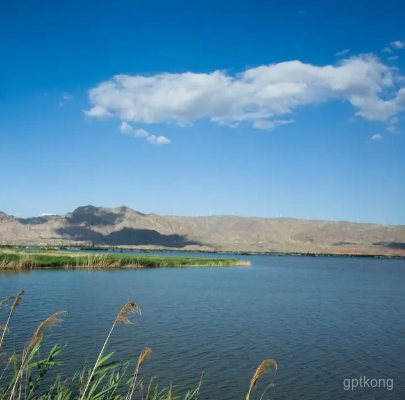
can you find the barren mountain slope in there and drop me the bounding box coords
[0,206,404,254]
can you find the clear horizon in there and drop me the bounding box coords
[1,0,404,225]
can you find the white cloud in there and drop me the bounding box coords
[381,47,394,53]
[119,122,170,144]
[86,54,405,131]
[120,121,133,134]
[40,213,55,216]
[147,135,171,145]
[120,123,149,137]
[335,49,350,56]
[388,55,399,61]
[87,105,112,118]
[134,128,149,137]
[371,133,383,140]
[391,40,405,49]
[387,116,399,133]
[253,119,294,130]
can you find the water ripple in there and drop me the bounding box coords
[1,255,404,399]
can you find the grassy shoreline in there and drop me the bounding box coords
[0,250,250,270]
[0,244,404,259]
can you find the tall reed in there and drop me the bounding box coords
[1,290,277,400]
[125,347,151,400]
[0,251,250,270]
[78,302,141,400]
[246,359,278,400]
[7,311,66,400]
[0,290,24,356]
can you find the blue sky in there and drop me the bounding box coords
[1,0,404,224]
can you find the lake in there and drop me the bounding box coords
[1,252,404,399]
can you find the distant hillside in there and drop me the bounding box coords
[0,206,404,255]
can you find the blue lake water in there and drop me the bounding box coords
[1,253,404,399]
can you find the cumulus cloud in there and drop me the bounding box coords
[147,135,171,145]
[253,119,294,130]
[119,122,170,144]
[391,40,405,49]
[335,49,350,56]
[387,117,399,133]
[371,134,383,140]
[88,105,112,118]
[86,54,405,131]
[120,121,133,134]
[134,128,150,137]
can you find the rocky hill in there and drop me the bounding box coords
[0,206,404,255]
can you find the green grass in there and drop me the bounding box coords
[0,251,250,270]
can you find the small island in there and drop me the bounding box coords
[0,250,250,269]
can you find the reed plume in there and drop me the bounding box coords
[7,310,65,400]
[116,301,141,324]
[0,295,15,309]
[28,311,66,350]
[125,347,152,400]
[79,301,141,400]
[137,347,152,368]
[0,290,24,357]
[246,359,278,400]
[11,291,24,310]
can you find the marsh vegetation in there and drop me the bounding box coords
[0,251,250,270]
[0,291,276,400]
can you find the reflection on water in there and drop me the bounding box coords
[1,254,404,399]
[0,269,34,275]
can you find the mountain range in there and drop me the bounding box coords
[0,205,404,255]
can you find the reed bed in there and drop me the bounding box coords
[0,251,250,270]
[0,290,277,400]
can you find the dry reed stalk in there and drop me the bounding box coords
[246,359,278,400]
[27,311,65,350]
[0,354,22,383]
[7,354,22,365]
[137,347,152,368]
[0,295,16,309]
[167,383,173,400]
[11,292,24,311]
[79,301,141,400]
[0,290,24,357]
[116,302,141,324]
[145,376,155,400]
[125,347,152,400]
[259,382,276,400]
[7,310,66,400]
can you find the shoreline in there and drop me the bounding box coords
[0,244,404,260]
[0,250,250,270]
